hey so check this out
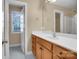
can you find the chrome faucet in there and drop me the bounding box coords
[53,32,56,37]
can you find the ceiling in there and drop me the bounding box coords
[51,0,77,10]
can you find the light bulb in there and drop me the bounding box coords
[48,0,56,3]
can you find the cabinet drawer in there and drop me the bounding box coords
[53,45,77,59]
[36,37,52,51]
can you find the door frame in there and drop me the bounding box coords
[4,0,28,59]
[53,9,64,32]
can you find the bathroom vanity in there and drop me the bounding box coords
[32,31,77,59]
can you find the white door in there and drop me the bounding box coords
[2,0,5,59]
[2,11,6,59]
[2,0,9,59]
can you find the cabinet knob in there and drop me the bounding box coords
[59,52,63,55]
[40,47,43,50]
[40,47,42,49]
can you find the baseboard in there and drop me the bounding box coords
[9,44,21,47]
[26,51,32,55]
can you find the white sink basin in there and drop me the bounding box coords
[46,35,54,39]
[44,34,66,40]
[41,32,77,40]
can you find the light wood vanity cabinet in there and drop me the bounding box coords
[32,35,77,59]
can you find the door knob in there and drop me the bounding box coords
[2,40,8,45]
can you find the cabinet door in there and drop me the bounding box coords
[43,47,53,59]
[36,43,42,59]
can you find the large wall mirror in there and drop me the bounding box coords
[54,10,77,34]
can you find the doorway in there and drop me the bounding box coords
[54,10,64,33]
[55,13,60,32]
[9,5,25,59]
[3,0,28,59]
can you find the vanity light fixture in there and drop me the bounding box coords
[47,0,56,3]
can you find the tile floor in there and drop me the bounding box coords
[10,46,35,59]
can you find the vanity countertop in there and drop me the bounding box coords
[32,31,77,53]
